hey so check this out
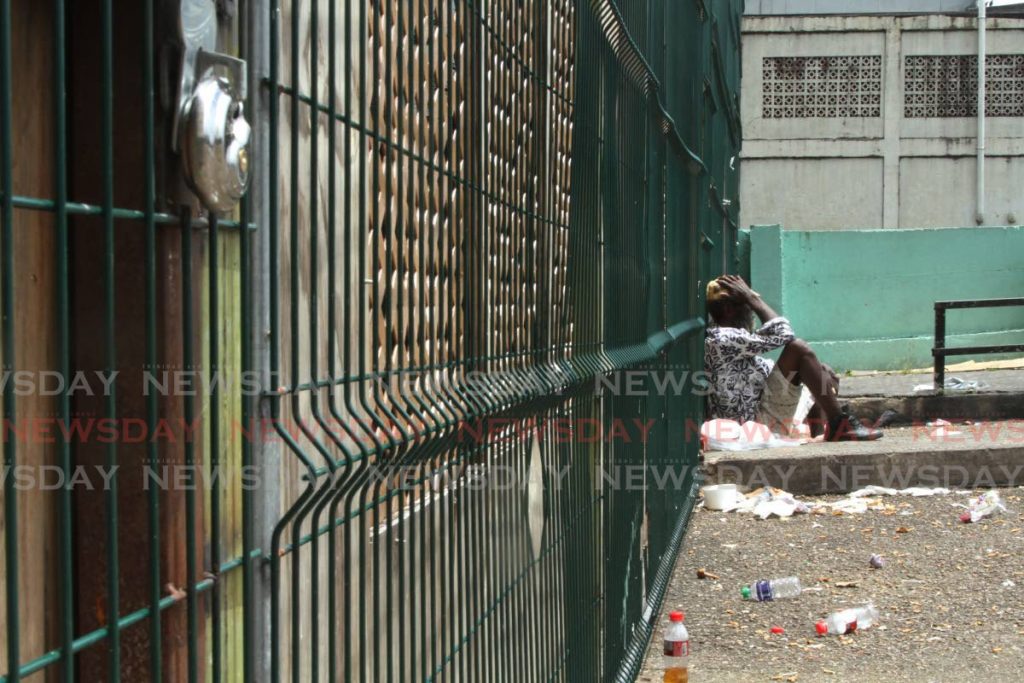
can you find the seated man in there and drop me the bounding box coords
[704,274,882,441]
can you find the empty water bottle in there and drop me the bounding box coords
[662,611,689,683]
[740,576,802,601]
[815,604,879,636]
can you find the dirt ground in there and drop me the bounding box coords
[638,487,1024,682]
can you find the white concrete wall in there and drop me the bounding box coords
[740,14,1024,230]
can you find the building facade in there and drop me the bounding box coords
[740,10,1024,230]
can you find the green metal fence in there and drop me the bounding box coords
[0,0,743,680]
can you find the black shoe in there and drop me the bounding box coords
[826,413,883,442]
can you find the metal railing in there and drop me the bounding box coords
[933,297,1024,390]
[0,0,743,680]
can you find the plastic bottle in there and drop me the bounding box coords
[740,576,802,601]
[815,604,879,636]
[662,610,689,683]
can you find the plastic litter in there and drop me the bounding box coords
[770,626,785,635]
[1002,580,1016,589]
[822,486,955,515]
[869,554,885,569]
[661,611,689,683]
[702,483,742,511]
[733,488,811,519]
[913,376,990,393]
[849,485,952,498]
[823,497,878,515]
[956,490,1006,523]
[815,604,879,636]
[925,418,962,438]
[700,419,805,452]
[741,576,802,601]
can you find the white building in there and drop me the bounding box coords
[740,1,1024,230]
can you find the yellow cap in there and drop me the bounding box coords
[706,278,729,303]
[706,277,759,303]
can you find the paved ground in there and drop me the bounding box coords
[842,368,1024,397]
[638,487,1024,683]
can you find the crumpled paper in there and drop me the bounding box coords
[731,487,810,519]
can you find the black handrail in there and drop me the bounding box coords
[933,297,1024,391]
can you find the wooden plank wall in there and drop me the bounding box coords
[0,0,58,679]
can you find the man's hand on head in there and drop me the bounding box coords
[717,274,758,304]
[716,274,779,325]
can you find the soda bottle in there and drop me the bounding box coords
[740,576,802,601]
[662,610,689,683]
[815,604,879,636]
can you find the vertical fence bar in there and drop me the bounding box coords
[208,212,222,683]
[266,4,280,679]
[308,0,326,667]
[142,0,161,679]
[356,1,371,677]
[240,2,259,680]
[180,206,198,683]
[380,1,395,675]
[0,0,18,678]
[416,1,433,678]
[934,303,946,392]
[324,0,339,678]
[100,0,121,678]
[239,62,254,683]
[53,0,75,678]
[287,1,304,678]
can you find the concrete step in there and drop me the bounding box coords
[841,367,1024,423]
[703,421,1024,495]
[845,391,1024,424]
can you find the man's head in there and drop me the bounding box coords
[706,278,753,329]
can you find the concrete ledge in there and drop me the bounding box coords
[846,392,1024,423]
[704,422,1024,495]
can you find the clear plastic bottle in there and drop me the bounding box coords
[740,576,802,601]
[662,610,689,683]
[815,604,879,636]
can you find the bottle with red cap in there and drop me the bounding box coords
[662,610,689,683]
[815,604,879,636]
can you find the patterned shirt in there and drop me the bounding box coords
[704,317,795,423]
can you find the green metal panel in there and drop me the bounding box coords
[0,0,743,679]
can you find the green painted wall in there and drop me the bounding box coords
[749,224,1024,371]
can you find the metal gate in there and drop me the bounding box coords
[0,0,742,680]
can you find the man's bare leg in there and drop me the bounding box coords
[806,403,827,438]
[773,338,881,441]
[774,339,841,419]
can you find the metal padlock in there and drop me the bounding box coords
[172,0,250,213]
[181,72,251,213]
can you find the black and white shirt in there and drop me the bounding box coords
[704,317,795,423]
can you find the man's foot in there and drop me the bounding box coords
[826,413,883,442]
